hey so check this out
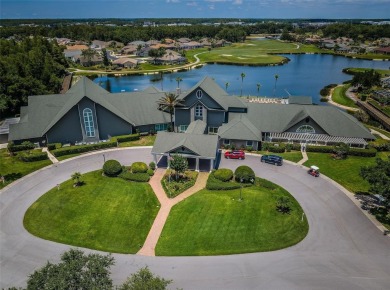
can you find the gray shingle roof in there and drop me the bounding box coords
[186,120,207,134]
[152,131,218,158]
[9,77,170,141]
[218,115,261,141]
[179,77,246,110]
[232,103,374,139]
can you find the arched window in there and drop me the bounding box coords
[195,104,203,117]
[83,108,95,137]
[296,125,315,134]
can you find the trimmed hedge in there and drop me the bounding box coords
[113,133,140,143]
[131,162,148,173]
[147,169,154,176]
[234,165,255,183]
[368,140,390,152]
[8,141,35,153]
[306,145,334,153]
[213,168,233,182]
[348,148,377,157]
[206,171,252,190]
[119,171,150,182]
[256,177,277,190]
[47,143,61,151]
[52,141,117,157]
[19,151,48,162]
[103,160,122,177]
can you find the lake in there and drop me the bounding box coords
[94,54,389,104]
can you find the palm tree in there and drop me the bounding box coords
[240,72,246,97]
[256,83,261,97]
[157,93,184,132]
[225,82,229,92]
[71,172,82,187]
[176,77,183,89]
[273,74,279,97]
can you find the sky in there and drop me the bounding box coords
[1,0,390,19]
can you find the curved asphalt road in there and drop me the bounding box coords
[1,147,390,289]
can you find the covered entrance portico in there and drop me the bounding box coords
[151,131,219,172]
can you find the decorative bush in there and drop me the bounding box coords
[213,168,233,182]
[103,160,122,177]
[119,171,150,182]
[19,151,48,162]
[131,162,148,173]
[234,165,255,183]
[52,141,117,157]
[149,162,156,171]
[8,141,35,153]
[257,177,277,190]
[147,169,154,176]
[246,146,253,152]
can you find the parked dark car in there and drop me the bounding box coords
[261,155,283,166]
[224,150,245,159]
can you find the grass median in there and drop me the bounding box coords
[24,170,160,253]
[155,180,308,256]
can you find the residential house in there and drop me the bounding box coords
[112,58,139,69]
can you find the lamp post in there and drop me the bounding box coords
[103,154,105,163]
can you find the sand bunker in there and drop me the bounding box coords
[221,54,232,56]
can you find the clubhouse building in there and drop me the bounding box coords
[9,76,374,171]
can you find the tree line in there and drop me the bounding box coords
[0,36,68,118]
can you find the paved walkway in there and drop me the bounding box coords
[370,129,390,140]
[297,150,308,165]
[42,147,59,164]
[137,170,209,256]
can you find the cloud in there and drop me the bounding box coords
[166,0,180,3]
[233,0,243,4]
[187,1,198,6]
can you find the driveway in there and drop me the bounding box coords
[1,147,389,289]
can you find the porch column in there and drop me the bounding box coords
[167,154,170,169]
[153,154,158,168]
[195,157,199,172]
[210,159,214,172]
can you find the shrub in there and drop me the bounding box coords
[131,162,148,173]
[206,171,251,190]
[368,140,390,152]
[113,133,140,143]
[52,141,117,157]
[348,148,377,157]
[103,160,122,177]
[246,146,253,152]
[147,169,154,176]
[119,171,150,182]
[8,141,35,153]
[257,177,277,190]
[306,145,334,153]
[19,151,48,162]
[268,143,286,153]
[47,143,61,151]
[214,168,233,182]
[149,162,156,171]
[234,165,255,183]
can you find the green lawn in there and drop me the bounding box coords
[257,150,303,163]
[343,67,390,76]
[155,181,308,256]
[332,84,357,108]
[0,149,52,190]
[118,135,156,147]
[24,170,160,253]
[304,152,390,193]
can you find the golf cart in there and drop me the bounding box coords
[308,165,320,177]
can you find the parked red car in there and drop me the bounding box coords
[224,150,245,160]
